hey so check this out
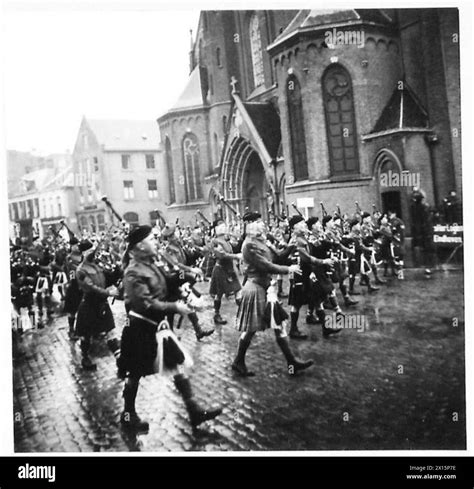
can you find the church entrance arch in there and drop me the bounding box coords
[222,136,270,219]
[374,149,407,221]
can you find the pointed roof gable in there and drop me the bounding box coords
[169,65,205,112]
[371,84,429,134]
[268,9,394,51]
[87,119,160,151]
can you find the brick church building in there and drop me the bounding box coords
[157,9,461,231]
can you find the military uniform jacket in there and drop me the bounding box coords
[123,253,178,323]
[242,236,289,289]
[76,260,109,301]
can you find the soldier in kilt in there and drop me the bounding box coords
[63,238,84,340]
[75,240,121,370]
[209,219,242,325]
[161,224,214,340]
[232,213,314,377]
[118,225,222,431]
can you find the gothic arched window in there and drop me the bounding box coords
[216,47,222,67]
[249,13,264,89]
[322,64,359,175]
[287,75,308,181]
[165,137,176,204]
[182,133,203,202]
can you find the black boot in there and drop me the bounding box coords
[367,279,380,293]
[374,275,386,285]
[305,311,318,324]
[317,310,342,338]
[68,317,78,340]
[289,311,307,340]
[277,279,288,299]
[231,337,255,377]
[121,380,149,432]
[189,312,214,340]
[349,276,360,295]
[213,299,227,324]
[174,374,222,427]
[276,336,313,375]
[344,295,358,306]
[107,337,121,358]
[80,338,96,371]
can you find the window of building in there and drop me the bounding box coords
[80,216,87,232]
[121,154,130,170]
[182,133,203,202]
[97,213,105,232]
[87,186,93,202]
[124,212,139,228]
[216,47,222,67]
[249,13,265,88]
[149,209,159,226]
[123,180,134,200]
[209,73,214,96]
[287,75,308,181]
[89,215,96,234]
[222,115,228,133]
[56,196,62,216]
[322,64,359,175]
[34,199,39,218]
[145,154,155,169]
[165,138,176,204]
[93,157,99,172]
[148,179,158,199]
[49,198,54,217]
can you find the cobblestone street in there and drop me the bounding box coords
[13,269,465,452]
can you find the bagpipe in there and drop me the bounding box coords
[93,195,131,300]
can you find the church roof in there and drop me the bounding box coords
[87,119,160,151]
[242,102,281,159]
[370,83,429,134]
[168,65,205,112]
[269,9,393,50]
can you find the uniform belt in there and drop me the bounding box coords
[128,310,159,326]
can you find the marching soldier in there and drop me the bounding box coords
[232,213,314,376]
[350,219,379,293]
[63,238,84,340]
[161,224,214,340]
[287,215,329,339]
[118,225,222,431]
[209,219,242,325]
[75,240,121,370]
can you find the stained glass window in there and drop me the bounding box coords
[182,133,203,202]
[249,14,265,88]
[287,75,308,181]
[322,64,359,175]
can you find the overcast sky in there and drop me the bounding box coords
[2,4,200,154]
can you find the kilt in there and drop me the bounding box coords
[201,254,216,278]
[235,279,268,333]
[288,278,312,308]
[63,279,83,314]
[75,295,115,337]
[209,264,241,297]
[118,316,158,378]
[348,257,360,276]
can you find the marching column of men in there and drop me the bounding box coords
[10,204,406,434]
